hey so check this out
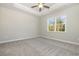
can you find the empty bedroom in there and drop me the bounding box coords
[0,3,79,56]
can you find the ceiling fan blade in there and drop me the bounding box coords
[42,3,45,4]
[31,5,38,8]
[39,8,42,12]
[43,5,50,8]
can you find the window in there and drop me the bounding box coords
[47,18,55,32]
[47,16,66,32]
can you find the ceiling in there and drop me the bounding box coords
[0,3,73,16]
[20,3,54,12]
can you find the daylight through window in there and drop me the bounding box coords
[47,16,66,32]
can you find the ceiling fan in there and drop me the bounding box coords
[31,3,50,12]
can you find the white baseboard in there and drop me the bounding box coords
[41,35,79,46]
[1,34,79,46]
[0,35,40,44]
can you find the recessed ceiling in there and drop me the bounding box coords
[0,3,73,16]
[20,3,54,12]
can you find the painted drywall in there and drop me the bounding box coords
[0,7,40,43]
[41,4,79,43]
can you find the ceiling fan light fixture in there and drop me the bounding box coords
[31,3,50,12]
[38,3,43,8]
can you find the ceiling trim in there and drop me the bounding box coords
[13,3,73,16]
[13,3,40,15]
[0,3,75,16]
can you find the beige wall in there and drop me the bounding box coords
[0,7,40,42]
[41,4,79,43]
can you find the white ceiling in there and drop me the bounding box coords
[0,3,74,16]
[20,3,54,12]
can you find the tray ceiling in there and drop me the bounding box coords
[0,3,73,16]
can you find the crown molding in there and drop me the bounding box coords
[0,3,76,16]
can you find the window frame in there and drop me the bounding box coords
[47,16,66,32]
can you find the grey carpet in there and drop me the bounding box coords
[0,37,79,56]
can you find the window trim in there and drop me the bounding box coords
[47,16,67,32]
